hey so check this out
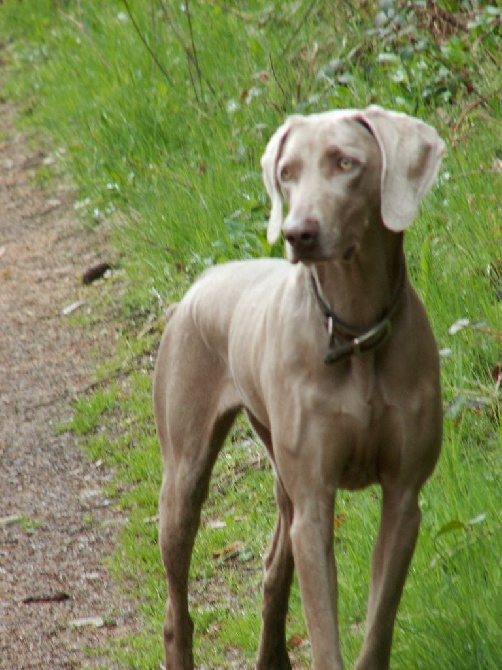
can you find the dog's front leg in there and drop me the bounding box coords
[290,494,344,670]
[355,487,421,670]
[256,477,294,670]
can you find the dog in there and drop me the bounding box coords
[153,105,445,669]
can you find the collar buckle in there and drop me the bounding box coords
[312,266,404,366]
[353,318,392,357]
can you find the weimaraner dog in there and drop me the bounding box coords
[153,105,445,670]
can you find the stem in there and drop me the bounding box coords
[121,0,173,84]
[184,0,205,106]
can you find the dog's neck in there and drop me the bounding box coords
[310,223,406,332]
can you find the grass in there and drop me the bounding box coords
[1,1,500,668]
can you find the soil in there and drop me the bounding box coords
[0,100,138,667]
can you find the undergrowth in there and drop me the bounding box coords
[1,1,500,668]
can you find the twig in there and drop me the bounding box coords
[426,0,468,32]
[121,0,173,84]
[80,364,148,396]
[452,86,502,146]
[452,385,500,400]
[136,232,179,256]
[60,10,112,71]
[150,0,157,78]
[184,0,205,106]
[23,592,71,605]
[20,200,64,219]
[281,0,318,57]
[205,0,255,22]
[157,0,217,103]
[466,324,502,342]
[269,53,288,100]
[156,0,200,104]
[481,43,500,68]
[213,455,270,491]
[25,353,157,413]
[157,0,189,56]
[447,169,501,180]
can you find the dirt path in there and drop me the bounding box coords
[0,101,137,668]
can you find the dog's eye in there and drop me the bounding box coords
[280,166,292,181]
[338,156,355,171]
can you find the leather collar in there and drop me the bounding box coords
[310,262,406,365]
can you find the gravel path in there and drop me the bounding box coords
[0,100,137,668]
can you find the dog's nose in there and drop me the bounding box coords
[284,217,320,250]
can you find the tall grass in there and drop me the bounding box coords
[2,1,500,668]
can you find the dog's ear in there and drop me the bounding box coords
[358,106,445,232]
[261,116,303,245]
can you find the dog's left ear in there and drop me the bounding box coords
[358,106,445,232]
[261,115,303,245]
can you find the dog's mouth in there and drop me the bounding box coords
[286,240,360,266]
[286,245,323,265]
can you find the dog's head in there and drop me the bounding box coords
[261,106,445,263]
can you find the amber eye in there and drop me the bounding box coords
[338,156,354,171]
[280,165,292,181]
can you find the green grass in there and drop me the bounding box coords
[1,1,500,668]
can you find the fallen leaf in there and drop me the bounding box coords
[467,513,486,526]
[350,620,365,635]
[212,540,244,561]
[69,616,105,628]
[448,318,470,335]
[206,519,226,530]
[492,364,500,383]
[334,514,347,528]
[288,634,305,648]
[435,519,466,539]
[62,299,86,316]
[0,514,22,527]
[444,395,466,420]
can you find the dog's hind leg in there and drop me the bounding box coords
[154,317,239,670]
[246,415,294,670]
[158,409,237,670]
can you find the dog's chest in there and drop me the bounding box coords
[343,356,381,425]
[310,355,385,426]
[330,360,412,489]
[319,387,396,491]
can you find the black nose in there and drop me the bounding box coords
[284,217,320,250]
